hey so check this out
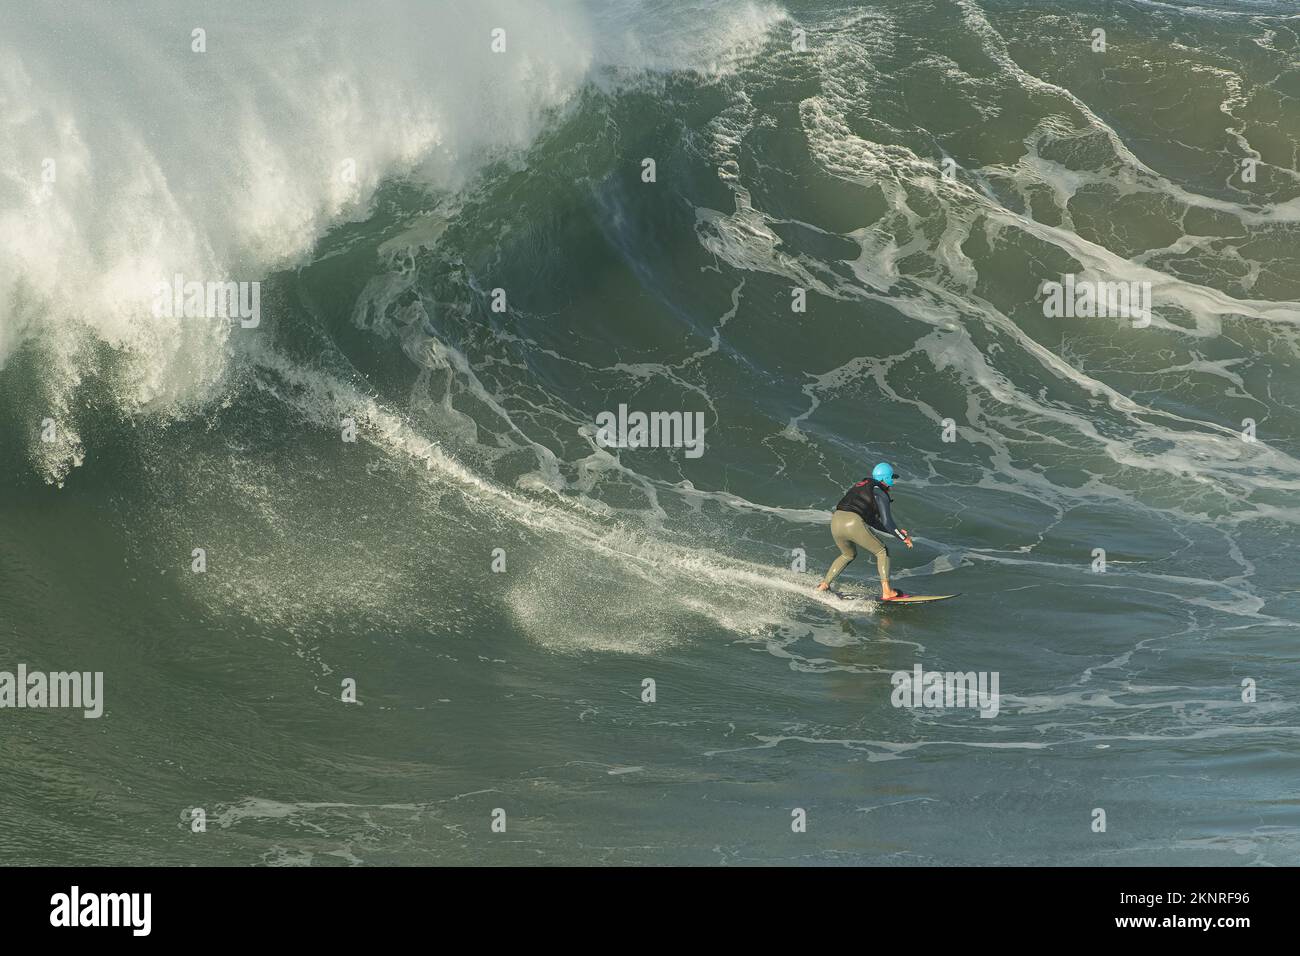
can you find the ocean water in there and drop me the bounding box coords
[1,0,1298,866]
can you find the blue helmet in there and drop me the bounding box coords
[871,462,897,487]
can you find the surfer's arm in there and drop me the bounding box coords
[873,488,911,544]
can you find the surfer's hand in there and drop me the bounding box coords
[901,530,913,548]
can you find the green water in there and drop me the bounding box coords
[1,0,1298,865]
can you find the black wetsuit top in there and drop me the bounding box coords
[835,478,908,542]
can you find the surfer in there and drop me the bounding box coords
[816,462,913,601]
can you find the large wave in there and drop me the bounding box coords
[0,0,783,481]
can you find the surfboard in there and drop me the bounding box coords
[877,593,960,605]
[827,592,960,610]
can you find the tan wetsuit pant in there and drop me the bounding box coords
[822,510,889,586]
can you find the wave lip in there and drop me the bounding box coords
[0,0,788,486]
[0,0,599,421]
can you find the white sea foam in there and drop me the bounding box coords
[0,0,784,480]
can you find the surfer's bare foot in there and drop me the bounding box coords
[816,582,830,592]
[881,586,899,600]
